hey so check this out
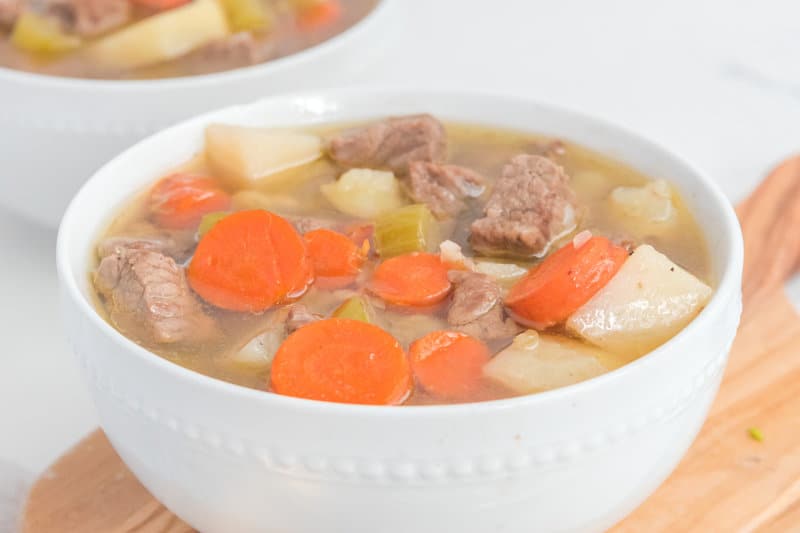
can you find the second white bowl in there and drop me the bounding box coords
[0,0,398,227]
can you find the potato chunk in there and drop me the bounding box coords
[220,0,273,32]
[321,168,406,219]
[88,0,229,70]
[483,331,611,393]
[610,179,675,223]
[566,244,712,355]
[206,124,323,187]
[11,11,82,54]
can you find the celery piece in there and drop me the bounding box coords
[11,11,82,55]
[197,211,228,237]
[332,296,372,323]
[375,204,438,258]
[220,0,273,32]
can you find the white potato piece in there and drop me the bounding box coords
[206,124,323,187]
[88,0,229,70]
[567,244,712,356]
[610,179,675,224]
[321,168,406,218]
[483,331,613,394]
[226,328,283,369]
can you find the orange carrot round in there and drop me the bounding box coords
[271,318,411,405]
[188,210,313,312]
[304,228,365,289]
[409,331,491,400]
[368,252,452,307]
[149,173,231,230]
[505,235,628,328]
[296,0,341,30]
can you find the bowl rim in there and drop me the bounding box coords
[0,0,392,91]
[57,87,744,417]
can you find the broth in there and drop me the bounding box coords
[93,118,712,405]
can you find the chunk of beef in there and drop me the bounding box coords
[35,0,130,37]
[182,33,271,76]
[470,155,577,257]
[403,161,485,219]
[0,0,21,26]
[447,271,520,340]
[97,231,195,263]
[94,247,217,345]
[285,303,322,334]
[327,114,446,174]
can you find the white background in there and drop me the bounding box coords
[2,0,800,527]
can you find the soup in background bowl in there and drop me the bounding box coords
[58,89,743,533]
[0,0,396,226]
[0,0,377,79]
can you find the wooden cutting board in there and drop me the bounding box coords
[20,158,800,533]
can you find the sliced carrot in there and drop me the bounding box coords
[271,318,411,405]
[505,235,628,328]
[188,210,313,312]
[304,228,365,289]
[296,0,341,30]
[409,330,491,400]
[368,252,451,307]
[131,0,190,10]
[149,173,231,230]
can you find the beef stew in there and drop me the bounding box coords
[91,114,713,405]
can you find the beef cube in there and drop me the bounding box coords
[403,161,485,219]
[182,33,271,75]
[470,154,577,257]
[328,114,446,174]
[97,230,195,263]
[37,0,130,37]
[94,247,217,345]
[447,270,520,340]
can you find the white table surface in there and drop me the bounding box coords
[2,0,800,529]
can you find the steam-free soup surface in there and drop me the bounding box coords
[0,0,375,79]
[92,115,713,405]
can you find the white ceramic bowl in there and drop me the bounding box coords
[0,0,397,227]
[57,89,743,533]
